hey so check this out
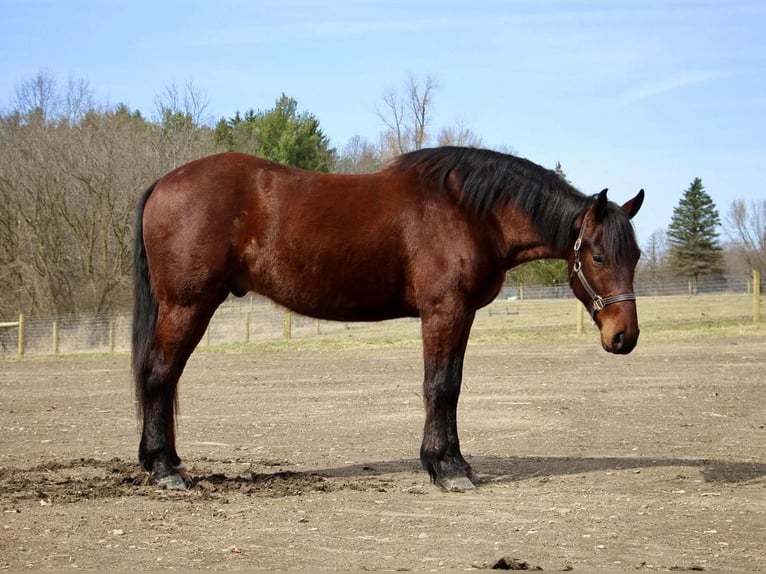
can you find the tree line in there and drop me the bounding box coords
[0,72,762,319]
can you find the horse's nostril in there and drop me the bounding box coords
[612,331,626,351]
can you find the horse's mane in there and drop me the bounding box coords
[390,146,638,260]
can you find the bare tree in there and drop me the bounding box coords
[725,199,766,272]
[336,135,383,174]
[0,73,219,318]
[12,71,60,122]
[377,74,437,156]
[436,120,483,147]
[154,81,211,126]
[0,97,140,315]
[153,81,213,169]
[63,76,94,124]
[639,229,671,285]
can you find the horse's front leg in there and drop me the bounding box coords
[419,309,476,491]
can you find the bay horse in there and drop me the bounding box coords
[132,146,644,491]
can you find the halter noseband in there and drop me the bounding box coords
[570,220,636,318]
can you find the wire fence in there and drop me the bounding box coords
[0,273,761,358]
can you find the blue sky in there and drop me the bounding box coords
[2,0,765,245]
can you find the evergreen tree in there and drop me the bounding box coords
[215,94,336,171]
[667,177,725,279]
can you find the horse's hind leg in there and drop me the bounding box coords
[137,301,220,489]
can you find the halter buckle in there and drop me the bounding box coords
[592,296,605,311]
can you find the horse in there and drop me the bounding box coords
[132,146,644,492]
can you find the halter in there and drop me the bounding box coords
[570,220,636,318]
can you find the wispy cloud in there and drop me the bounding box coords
[621,70,725,105]
[163,16,467,49]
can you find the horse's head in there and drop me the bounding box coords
[568,188,644,354]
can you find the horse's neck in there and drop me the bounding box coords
[503,240,568,269]
[494,202,576,269]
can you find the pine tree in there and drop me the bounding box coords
[213,95,336,171]
[667,178,725,279]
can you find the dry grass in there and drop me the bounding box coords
[206,293,763,353]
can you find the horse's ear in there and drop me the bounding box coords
[622,189,645,220]
[594,188,609,223]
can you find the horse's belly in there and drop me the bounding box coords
[246,253,416,322]
[258,285,417,322]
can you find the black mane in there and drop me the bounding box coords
[391,146,638,261]
[391,146,587,253]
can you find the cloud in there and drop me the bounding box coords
[163,16,466,49]
[621,70,724,105]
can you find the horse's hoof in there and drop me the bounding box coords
[151,472,189,490]
[438,475,476,492]
[174,463,194,487]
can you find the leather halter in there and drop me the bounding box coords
[570,220,636,318]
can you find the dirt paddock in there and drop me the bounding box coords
[1,327,764,571]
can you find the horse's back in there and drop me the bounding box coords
[142,153,423,319]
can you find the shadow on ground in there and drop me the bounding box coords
[2,454,763,503]
[314,454,766,485]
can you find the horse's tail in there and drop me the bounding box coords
[132,182,159,421]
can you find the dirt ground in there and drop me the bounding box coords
[1,329,764,571]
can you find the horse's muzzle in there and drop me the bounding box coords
[604,328,639,354]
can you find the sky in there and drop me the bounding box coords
[2,0,765,245]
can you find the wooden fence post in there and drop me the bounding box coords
[576,300,584,334]
[109,320,115,352]
[0,315,23,357]
[283,310,292,340]
[18,313,25,357]
[52,321,59,355]
[754,269,761,323]
[245,311,251,343]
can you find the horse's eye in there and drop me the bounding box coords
[592,254,604,266]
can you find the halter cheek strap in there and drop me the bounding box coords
[570,222,636,318]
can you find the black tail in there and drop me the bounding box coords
[132,182,159,421]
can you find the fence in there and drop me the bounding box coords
[1,271,761,358]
